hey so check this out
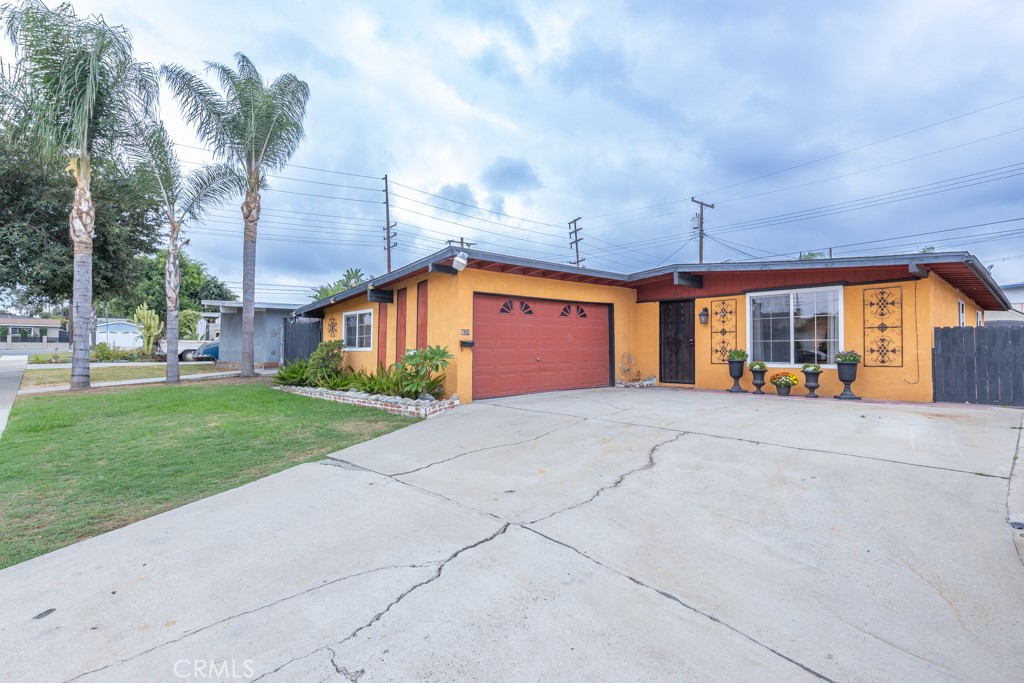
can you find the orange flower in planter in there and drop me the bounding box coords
[769,372,799,387]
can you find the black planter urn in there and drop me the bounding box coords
[727,359,748,393]
[803,371,821,398]
[751,369,767,394]
[834,362,861,400]
[776,383,792,396]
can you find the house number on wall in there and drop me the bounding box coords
[461,329,470,336]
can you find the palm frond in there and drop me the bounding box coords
[179,162,245,221]
[160,62,231,156]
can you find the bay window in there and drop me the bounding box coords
[343,310,373,351]
[748,287,841,366]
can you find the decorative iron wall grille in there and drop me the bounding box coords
[863,287,903,367]
[711,299,737,364]
[327,316,338,339]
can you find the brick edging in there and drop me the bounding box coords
[274,385,459,419]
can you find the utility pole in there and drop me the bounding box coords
[447,238,475,249]
[383,175,396,273]
[828,247,833,259]
[691,197,714,264]
[568,217,584,267]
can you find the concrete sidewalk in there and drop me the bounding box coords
[24,361,214,370]
[0,354,27,438]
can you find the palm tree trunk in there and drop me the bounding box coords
[240,190,260,377]
[69,169,95,390]
[165,234,181,384]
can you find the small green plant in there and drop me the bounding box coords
[801,363,822,373]
[273,360,310,386]
[835,350,862,363]
[727,348,748,361]
[395,345,454,398]
[307,340,347,386]
[133,303,164,355]
[748,361,767,371]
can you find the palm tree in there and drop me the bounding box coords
[310,267,369,301]
[162,54,309,377]
[1,0,156,389]
[126,117,244,383]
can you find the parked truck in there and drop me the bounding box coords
[154,339,206,361]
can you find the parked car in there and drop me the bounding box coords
[154,338,207,361]
[195,340,219,361]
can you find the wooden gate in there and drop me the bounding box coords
[283,318,322,364]
[932,326,1024,406]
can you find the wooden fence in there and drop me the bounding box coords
[932,326,1024,406]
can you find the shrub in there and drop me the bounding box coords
[307,340,347,386]
[835,350,862,363]
[92,343,138,362]
[273,360,310,386]
[178,309,203,340]
[748,360,767,371]
[133,303,164,355]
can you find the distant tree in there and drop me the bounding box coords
[798,251,827,260]
[162,53,309,378]
[1,0,157,388]
[0,137,162,314]
[917,246,936,253]
[104,252,235,318]
[178,309,202,340]
[311,267,369,300]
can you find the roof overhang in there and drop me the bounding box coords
[632,252,1010,310]
[292,247,629,318]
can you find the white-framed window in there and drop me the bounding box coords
[958,300,966,327]
[746,286,842,366]
[343,309,373,351]
[976,310,983,327]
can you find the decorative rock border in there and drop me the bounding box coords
[616,376,658,388]
[275,385,459,419]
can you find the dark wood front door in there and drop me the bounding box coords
[660,300,695,384]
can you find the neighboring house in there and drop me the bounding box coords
[95,319,143,349]
[197,312,221,341]
[981,281,1024,326]
[0,316,65,341]
[292,248,1009,404]
[201,300,293,367]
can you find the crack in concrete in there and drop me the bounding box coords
[386,418,586,477]
[528,432,688,525]
[487,402,1011,480]
[326,458,504,522]
[519,525,838,683]
[1007,414,1024,569]
[253,523,511,682]
[63,562,440,683]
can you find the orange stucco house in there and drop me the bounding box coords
[292,248,1009,404]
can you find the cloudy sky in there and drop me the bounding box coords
[7,0,1024,303]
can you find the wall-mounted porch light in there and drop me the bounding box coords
[698,307,709,325]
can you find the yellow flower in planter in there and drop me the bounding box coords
[769,371,800,387]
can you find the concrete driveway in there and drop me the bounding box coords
[1,388,1022,682]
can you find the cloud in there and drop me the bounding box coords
[481,157,542,193]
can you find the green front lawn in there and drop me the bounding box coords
[0,379,417,569]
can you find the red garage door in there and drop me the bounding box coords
[473,294,611,399]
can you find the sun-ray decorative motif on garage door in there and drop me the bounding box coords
[499,299,534,315]
[863,287,903,367]
[711,299,737,364]
[560,304,587,318]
